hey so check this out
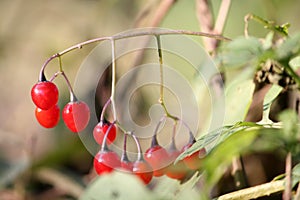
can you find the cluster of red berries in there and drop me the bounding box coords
[31,73,90,133]
[92,119,206,185]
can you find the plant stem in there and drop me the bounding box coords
[283,152,292,200]
[110,38,117,121]
[61,71,77,102]
[100,122,116,152]
[131,133,143,161]
[99,98,111,122]
[215,180,285,200]
[40,29,230,75]
[155,35,178,121]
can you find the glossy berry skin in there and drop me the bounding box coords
[63,101,90,133]
[93,123,117,145]
[94,150,120,175]
[182,144,206,170]
[31,81,59,110]
[165,150,188,180]
[35,105,60,128]
[120,160,134,172]
[145,145,169,177]
[132,160,153,185]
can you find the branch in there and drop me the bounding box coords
[283,152,292,200]
[35,168,84,198]
[215,180,285,200]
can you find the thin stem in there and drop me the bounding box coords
[100,121,116,152]
[131,132,143,161]
[156,35,164,104]
[152,115,167,146]
[216,180,285,200]
[213,0,231,35]
[61,71,77,102]
[40,30,230,75]
[110,39,117,121]
[155,35,179,120]
[283,152,292,200]
[39,54,60,81]
[49,71,62,82]
[170,120,178,151]
[100,98,112,122]
[58,56,63,72]
[121,134,130,162]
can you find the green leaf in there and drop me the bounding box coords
[219,37,263,68]
[79,172,157,200]
[289,56,300,71]
[203,128,260,186]
[224,79,255,125]
[276,33,300,60]
[153,175,202,200]
[292,162,300,187]
[262,32,274,50]
[259,85,282,124]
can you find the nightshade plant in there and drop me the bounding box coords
[31,14,300,200]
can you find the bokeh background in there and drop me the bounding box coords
[1,0,300,199]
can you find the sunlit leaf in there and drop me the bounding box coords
[203,128,260,186]
[276,33,300,60]
[219,37,263,68]
[79,172,157,200]
[224,79,255,125]
[289,56,300,71]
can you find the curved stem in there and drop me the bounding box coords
[40,29,230,77]
[170,120,178,151]
[100,98,112,122]
[100,121,116,152]
[152,115,167,146]
[121,134,130,162]
[61,71,77,102]
[110,38,117,121]
[131,132,143,161]
[155,35,179,121]
[39,54,60,81]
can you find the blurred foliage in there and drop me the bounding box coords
[1,0,300,200]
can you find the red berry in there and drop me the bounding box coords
[165,150,189,180]
[62,101,90,133]
[94,150,120,175]
[35,105,60,128]
[120,160,134,172]
[132,160,153,184]
[93,123,117,145]
[31,81,59,110]
[182,144,206,170]
[145,145,169,177]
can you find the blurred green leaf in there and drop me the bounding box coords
[80,172,157,200]
[224,79,255,125]
[292,162,300,187]
[153,174,202,200]
[276,33,300,60]
[262,32,274,50]
[219,37,263,68]
[289,56,300,70]
[203,128,259,186]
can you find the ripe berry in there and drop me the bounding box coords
[132,160,153,184]
[62,101,90,132]
[35,105,60,128]
[31,81,59,110]
[93,122,117,145]
[182,143,206,170]
[94,150,120,175]
[120,134,133,172]
[165,149,188,180]
[145,145,169,177]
